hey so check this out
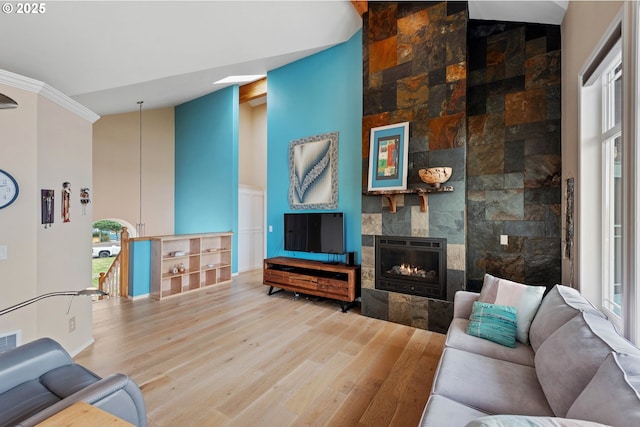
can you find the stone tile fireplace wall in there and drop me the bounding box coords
[360,3,562,334]
[466,20,562,290]
[361,2,467,334]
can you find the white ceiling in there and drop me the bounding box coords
[469,0,568,26]
[0,1,362,116]
[0,1,567,117]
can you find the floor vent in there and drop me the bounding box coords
[0,331,20,353]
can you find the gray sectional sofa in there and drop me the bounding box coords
[0,337,146,426]
[420,284,640,427]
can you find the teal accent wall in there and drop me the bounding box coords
[175,86,239,272]
[129,239,151,297]
[266,30,362,263]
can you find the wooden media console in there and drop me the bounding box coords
[263,257,360,312]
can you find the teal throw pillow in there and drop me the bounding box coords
[467,301,517,348]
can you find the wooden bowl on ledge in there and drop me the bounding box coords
[418,167,452,188]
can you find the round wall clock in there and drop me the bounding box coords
[0,169,19,209]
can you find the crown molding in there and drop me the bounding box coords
[0,69,100,123]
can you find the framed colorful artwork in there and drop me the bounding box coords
[367,122,409,191]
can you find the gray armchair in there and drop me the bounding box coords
[0,338,146,426]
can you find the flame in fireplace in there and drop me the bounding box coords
[399,264,419,275]
[387,264,436,278]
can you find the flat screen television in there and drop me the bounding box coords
[284,212,345,254]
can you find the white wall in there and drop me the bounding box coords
[239,102,267,188]
[0,75,97,354]
[36,96,95,352]
[562,1,623,300]
[0,84,39,343]
[93,108,175,237]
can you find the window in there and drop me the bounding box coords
[602,59,623,319]
[579,22,625,332]
[580,2,640,342]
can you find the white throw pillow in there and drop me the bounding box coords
[478,273,545,344]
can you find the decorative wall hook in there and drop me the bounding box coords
[80,187,90,215]
[62,182,71,223]
[41,190,54,228]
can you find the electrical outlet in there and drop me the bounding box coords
[500,235,508,246]
[68,316,76,333]
[268,225,273,232]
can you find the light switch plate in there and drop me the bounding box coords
[500,235,508,246]
[0,245,7,260]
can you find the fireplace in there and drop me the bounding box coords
[375,236,447,300]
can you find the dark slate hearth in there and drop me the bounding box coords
[361,288,389,321]
[410,295,430,329]
[389,293,412,326]
[447,269,465,302]
[427,299,454,334]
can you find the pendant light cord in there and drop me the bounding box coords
[137,101,144,236]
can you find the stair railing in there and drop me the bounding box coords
[98,227,130,298]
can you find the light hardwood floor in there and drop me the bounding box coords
[75,269,445,427]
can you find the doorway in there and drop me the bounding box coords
[238,94,267,272]
[238,186,265,272]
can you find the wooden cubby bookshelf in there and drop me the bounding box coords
[150,232,233,300]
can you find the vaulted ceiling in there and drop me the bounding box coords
[0,1,567,116]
